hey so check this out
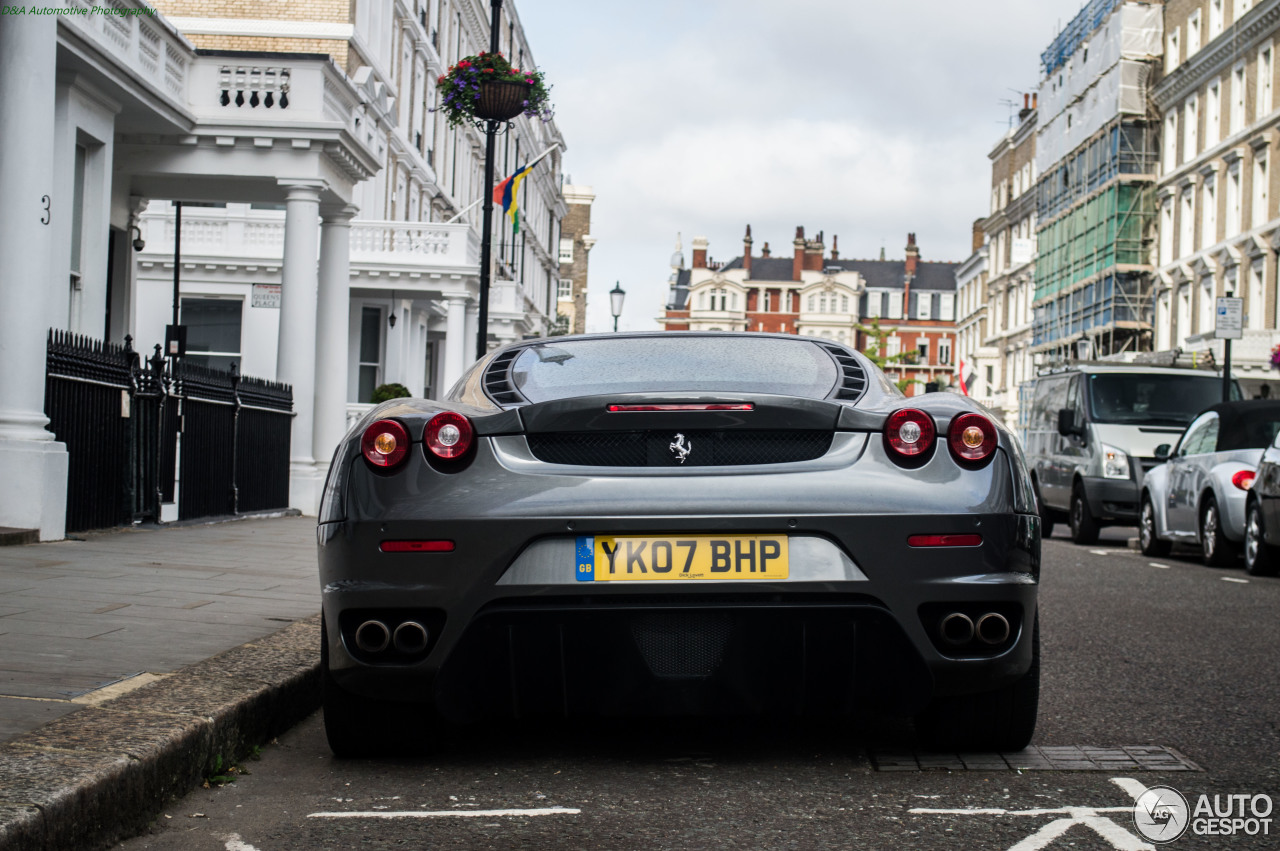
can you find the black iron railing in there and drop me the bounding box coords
[44,330,293,532]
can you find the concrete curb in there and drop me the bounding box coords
[0,614,321,851]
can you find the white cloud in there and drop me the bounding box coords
[517,0,1091,332]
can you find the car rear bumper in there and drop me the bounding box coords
[318,511,1040,719]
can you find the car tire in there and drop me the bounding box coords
[915,616,1039,753]
[1199,496,1238,568]
[1033,480,1054,540]
[1139,494,1171,557]
[321,615,433,758]
[1244,501,1280,577]
[1069,486,1100,545]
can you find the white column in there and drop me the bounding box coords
[442,297,468,389]
[465,302,479,360]
[276,181,323,514]
[0,15,68,540]
[313,205,356,486]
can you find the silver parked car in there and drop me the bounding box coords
[318,332,1041,757]
[1139,401,1280,565]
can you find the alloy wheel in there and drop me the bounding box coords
[1203,504,1218,560]
[1246,506,1262,567]
[1140,501,1155,550]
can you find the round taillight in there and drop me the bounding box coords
[424,411,474,459]
[362,419,409,469]
[885,408,936,458]
[1232,469,1257,490]
[948,412,998,464]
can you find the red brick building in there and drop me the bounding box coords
[659,228,960,395]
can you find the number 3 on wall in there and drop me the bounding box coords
[40,196,50,225]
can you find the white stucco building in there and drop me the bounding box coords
[0,0,566,540]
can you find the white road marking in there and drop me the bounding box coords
[1148,563,1171,569]
[1111,777,1149,801]
[223,835,263,851]
[307,807,581,819]
[1222,577,1250,583]
[909,777,1154,850]
[1089,550,1113,556]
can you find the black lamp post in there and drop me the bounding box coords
[610,282,626,332]
[476,0,504,360]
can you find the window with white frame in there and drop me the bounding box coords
[1259,45,1274,120]
[1253,149,1270,228]
[916,293,933,320]
[358,305,383,403]
[917,339,930,364]
[730,291,738,310]
[557,278,573,300]
[840,294,849,313]
[807,294,816,312]
[1227,162,1242,237]
[1236,0,1253,20]
[888,291,903,318]
[1160,199,1174,265]
[940,293,955,321]
[1206,80,1221,148]
[939,338,952,365]
[887,336,901,357]
[558,238,573,263]
[867,291,881,318]
[1167,27,1181,73]
[1249,260,1265,329]
[1165,112,1178,171]
[1157,291,1171,350]
[1185,95,1199,159]
[1178,285,1192,340]
[182,297,243,372]
[1211,0,1224,39]
[1199,276,1215,332]
[1203,175,1218,246]
[1188,10,1202,55]
[1231,65,1247,134]
[1181,187,1196,256]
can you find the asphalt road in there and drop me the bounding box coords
[121,528,1280,851]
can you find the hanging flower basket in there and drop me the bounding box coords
[434,52,552,128]
[1270,343,1280,372]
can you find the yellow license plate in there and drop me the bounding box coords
[575,535,788,581]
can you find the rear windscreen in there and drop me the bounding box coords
[509,337,840,402]
[1087,373,1239,426]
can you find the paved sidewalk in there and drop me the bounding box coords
[0,515,319,740]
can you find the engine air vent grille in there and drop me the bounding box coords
[527,430,832,467]
[483,348,526,406]
[820,344,869,402]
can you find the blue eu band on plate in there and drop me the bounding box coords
[576,535,789,581]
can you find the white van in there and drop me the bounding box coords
[1023,364,1239,544]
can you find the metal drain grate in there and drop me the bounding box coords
[871,745,1202,772]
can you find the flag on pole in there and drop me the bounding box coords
[957,358,973,396]
[493,161,538,234]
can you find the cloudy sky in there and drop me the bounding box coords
[518,0,1090,333]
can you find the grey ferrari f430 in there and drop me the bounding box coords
[317,333,1041,756]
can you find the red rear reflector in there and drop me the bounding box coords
[607,403,755,412]
[380,540,455,553]
[1232,469,1256,490]
[908,534,983,548]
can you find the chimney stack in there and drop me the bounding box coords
[692,236,709,269]
[972,219,985,253]
[761,242,771,258]
[1018,93,1032,122]
[904,233,919,309]
[830,234,839,261]
[792,226,806,281]
[743,224,753,276]
[805,230,825,272]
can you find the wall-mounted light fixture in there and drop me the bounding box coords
[131,226,145,252]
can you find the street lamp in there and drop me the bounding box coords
[610,282,626,332]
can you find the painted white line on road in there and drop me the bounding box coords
[1222,577,1250,583]
[910,777,1155,850]
[1148,563,1171,569]
[1090,550,1114,556]
[1111,777,1149,802]
[223,835,263,851]
[308,807,581,819]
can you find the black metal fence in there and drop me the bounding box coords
[45,331,293,533]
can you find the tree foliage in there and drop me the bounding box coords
[856,317,920,394]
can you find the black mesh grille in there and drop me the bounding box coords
[526,430,832,467]
[630,612,733,678]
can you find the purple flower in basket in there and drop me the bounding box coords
[1271,344,1280,370]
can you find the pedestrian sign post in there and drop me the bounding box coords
[1216,296,1243,403]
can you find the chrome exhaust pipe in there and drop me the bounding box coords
[939,612,975,646]
[354,620,390,653]
[975,612,1011,645]
[393,620,429,654]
